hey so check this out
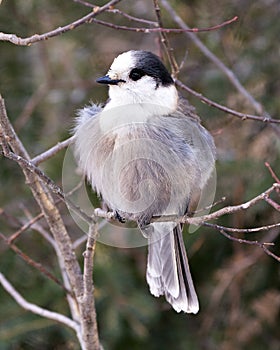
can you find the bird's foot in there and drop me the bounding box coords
[114,211,126,223]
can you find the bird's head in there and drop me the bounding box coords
[96,50,178,112]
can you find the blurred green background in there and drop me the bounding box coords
[0,0,279,349]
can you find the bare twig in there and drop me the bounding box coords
[0,0,122,46]
[0,232,71,294]
[203,222,280,234]
[40,183,278,228]
[32,136,75,165]
[176,80,280,124]
[184,183,279,226]
[265,198,280,212]
[188,196,226,215]
[74,0,158,25]
[25,215,82,325]
[178,48,189,72]
[218,230,280,262]
[63,184,280,233]
[108,8,158,26]
[73,0,98,8]
[0,272,80,333]
[265,162,280,184]
[91,16,238,34]
[147,183,280,225]
[153,0,179,77]
[7,181,83,245]
[8,212,44,243]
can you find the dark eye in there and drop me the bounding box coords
[129,68,146,81]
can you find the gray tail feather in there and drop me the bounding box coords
[146,223,199,314]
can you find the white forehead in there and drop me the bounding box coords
[109,51,137,74]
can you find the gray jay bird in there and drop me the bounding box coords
[74,50,216,313]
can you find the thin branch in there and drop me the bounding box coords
[56,184,280,227]
[32,136,75,165]
[176,80,280,124]
[178,48,189,72]
[26,215,81,324]
[188,196,226,215]
[0,0,122,46]
[91,16,238,34]
[0,232,71,294]
[73,0,98,8]
[8,197,69,246]
[184,183,280,226]
[74,0,158,25]
[203,222,280,234]
[0,272,79,332]
[148,183,280,225]
[265,162,280,184]
[265,197,280,212]
[62,183,280,230]
[29,221,57,250]
[14,207,78,317]
[153,0,179,77]
[0,207,22,229]
[218,230,280,262]
[8,212,44,243]
[108,8,158,26]
[8,181,85,246]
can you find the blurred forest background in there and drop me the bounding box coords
[0,0,279,349]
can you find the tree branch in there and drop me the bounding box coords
[7,212,44,243]
[0,94,84,334]
[0,232,71,294]
[153,0,179,77]
[176,80,280,124]
[0,272,79,333]
[91,16,238,34]
[80,222,100,349]
[265,162,280,184]
[32,136,75,165]
[74,0,158,25]
[0,0,122,46]
[85,185,280,238]
[218,229,280,262]
[182,183,279,226]
[203,222,280,234]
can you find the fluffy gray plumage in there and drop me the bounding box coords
[74,50,216,313]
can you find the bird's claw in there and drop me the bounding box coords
[114,211,126,223]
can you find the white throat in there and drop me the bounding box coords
[104,84,178,115]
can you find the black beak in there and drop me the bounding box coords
[96,75,125,85]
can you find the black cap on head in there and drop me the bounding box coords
[132,51,174,87]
